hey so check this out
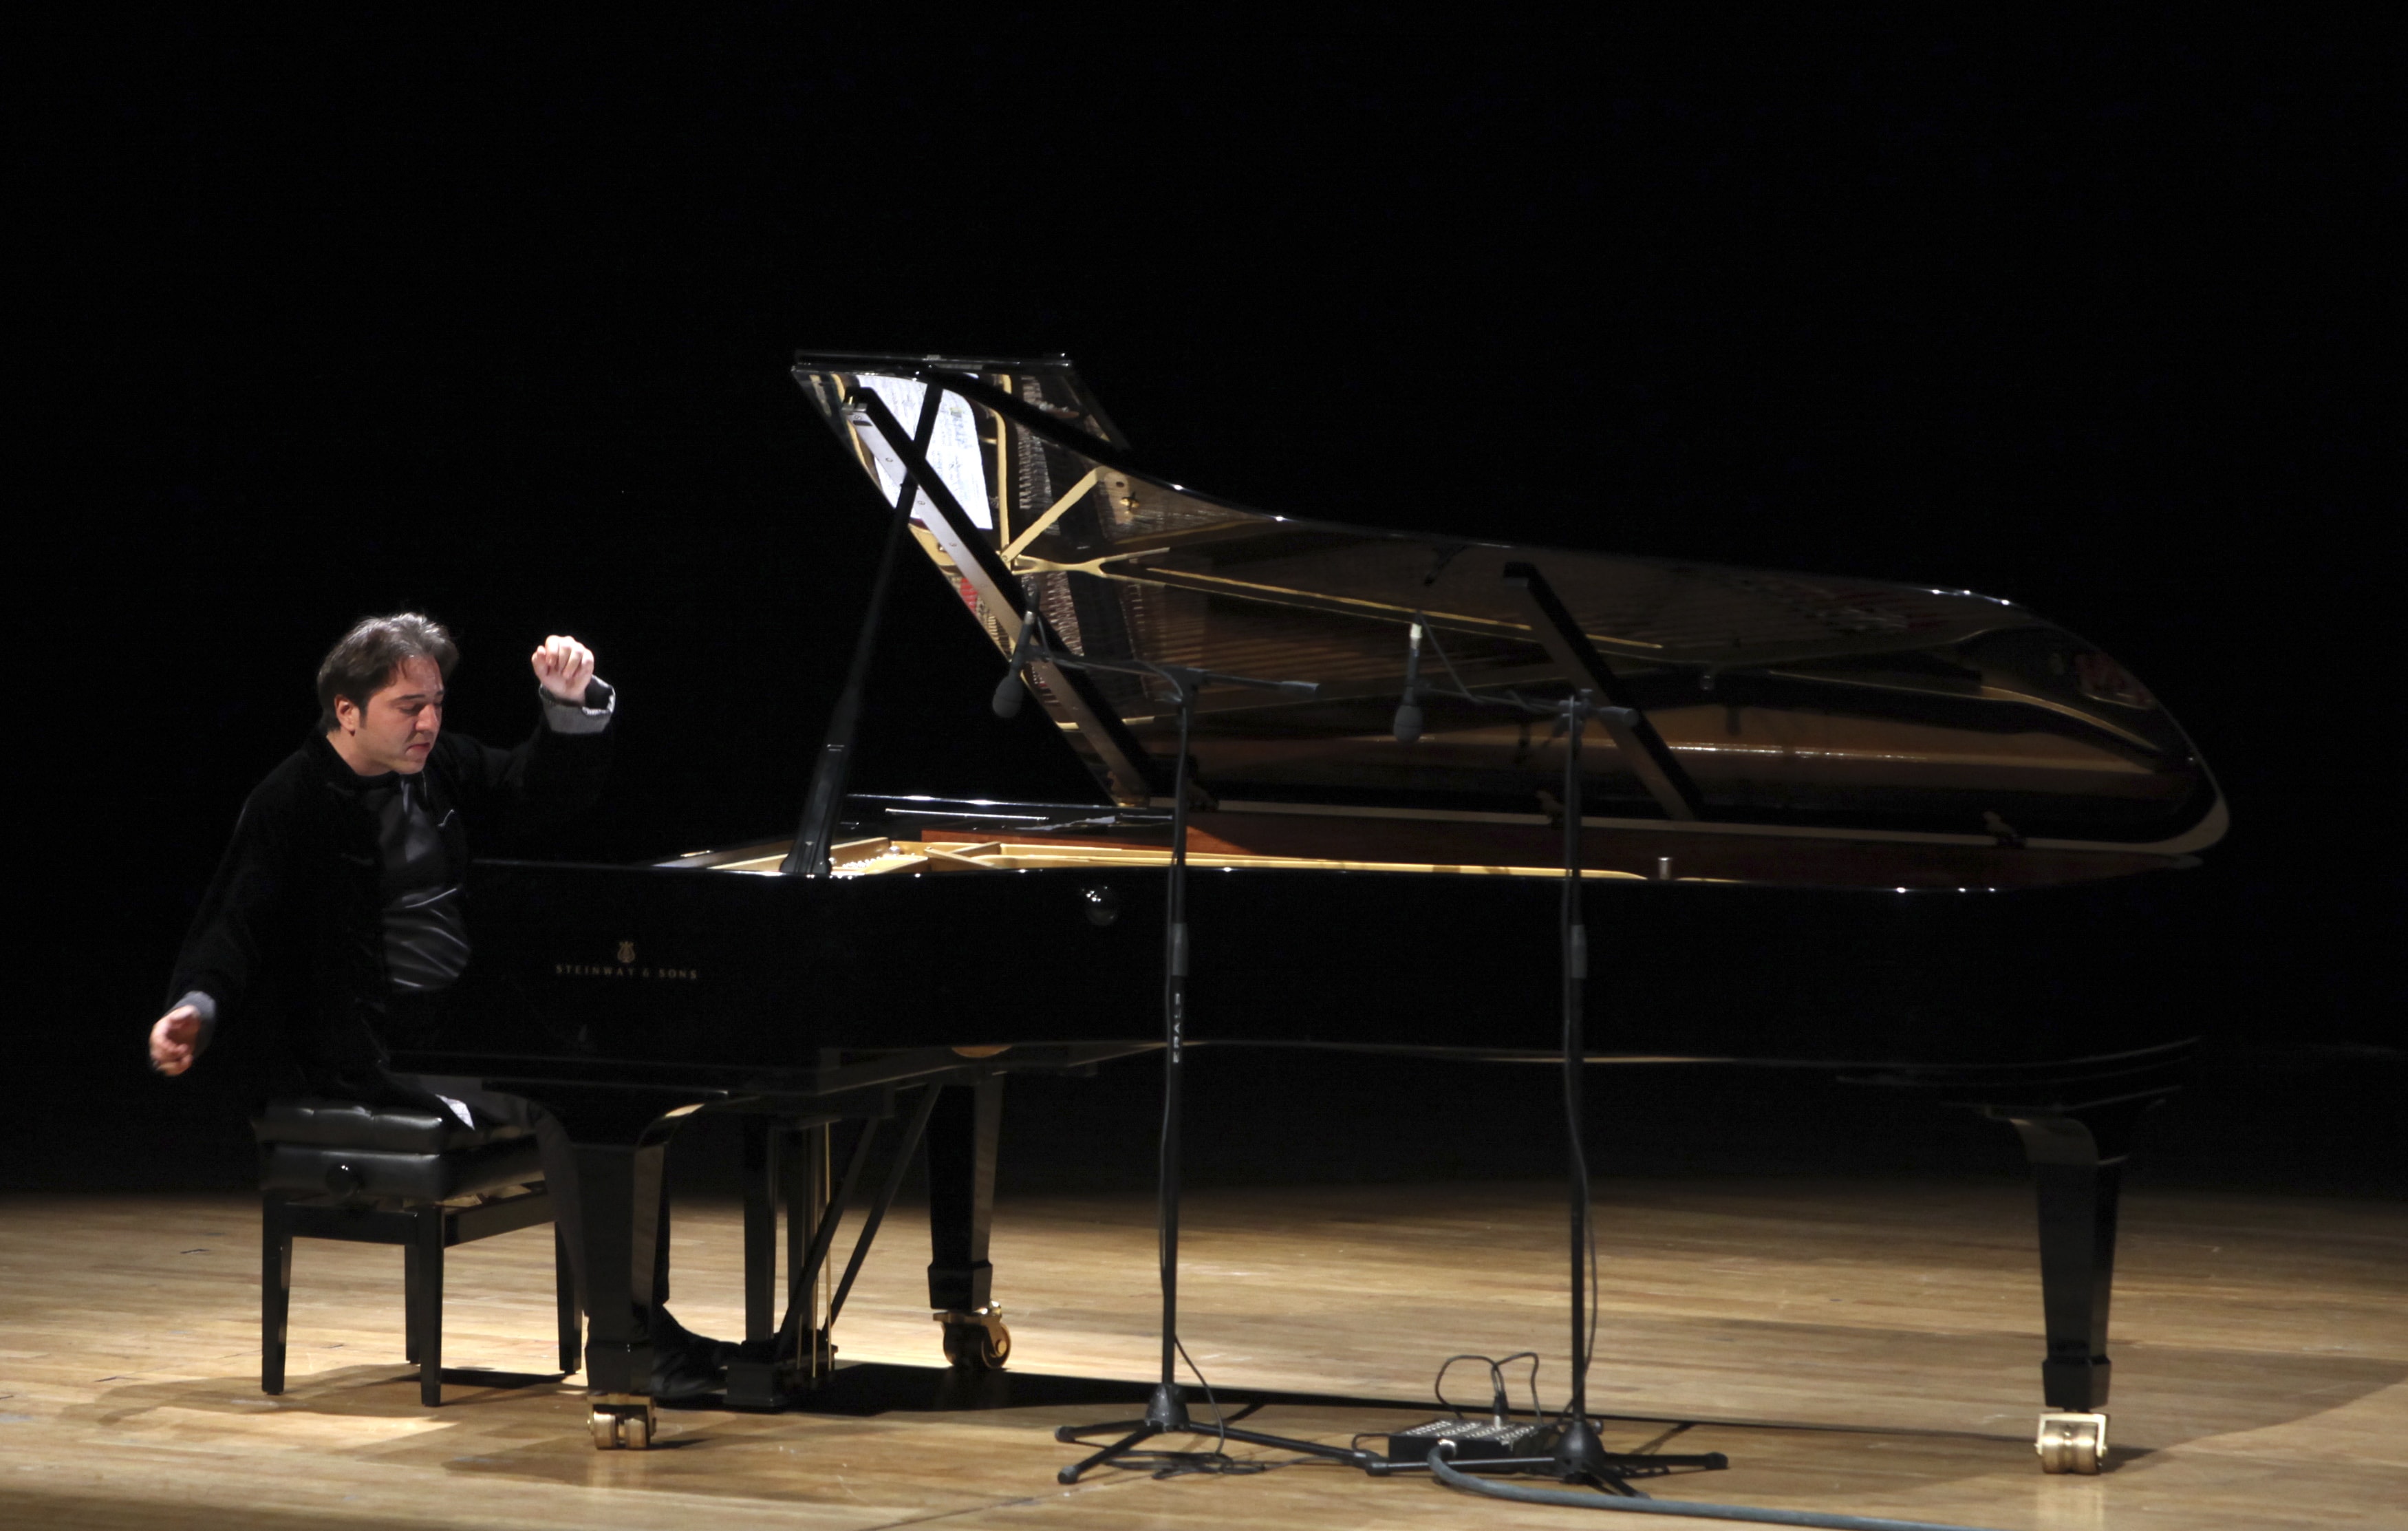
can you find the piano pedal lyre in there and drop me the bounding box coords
[934,1304,1011,1370]
[2035,1411,2107,1475]
[589,1393,656,1450]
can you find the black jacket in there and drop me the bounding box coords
[167,704,612,1093]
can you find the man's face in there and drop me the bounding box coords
[338,656,445,775]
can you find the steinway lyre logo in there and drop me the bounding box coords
[616,940,637,965]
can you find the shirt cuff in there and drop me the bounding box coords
[539,678,616,735]
[175,989,219,1051]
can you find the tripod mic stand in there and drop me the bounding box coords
[1538,694,1724,1492]
[991,635,1375,1481]
[1359,600,1731,1494]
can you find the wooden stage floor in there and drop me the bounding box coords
[3,1177,2402,1530]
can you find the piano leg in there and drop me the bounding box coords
[569,1130,669,1450]
[2001,1100,2149,1475]
[926,1073,1011,1369]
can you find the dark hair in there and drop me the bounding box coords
[316,613,458,732]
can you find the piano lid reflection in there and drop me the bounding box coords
[393,352,2225,1468]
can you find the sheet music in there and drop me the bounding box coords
[857,375,991,530]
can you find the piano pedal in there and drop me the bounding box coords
[2035,1411,2107,1475]
[934,1305,1011,1370]
[588,1393,656,1450]
[722,1356,787,1411]
[724,1329,837,1411]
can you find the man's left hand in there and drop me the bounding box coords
[532,634,599,704]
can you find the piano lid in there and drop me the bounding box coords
[791,352,2226,859]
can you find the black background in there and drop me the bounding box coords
[19,13,2400,1196]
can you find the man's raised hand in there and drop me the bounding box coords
[532,634,598,703]
[149,1004,204,1076]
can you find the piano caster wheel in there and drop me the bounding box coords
[589,1395,656,1450]
[935,1306,1011,1371]
[2036,1411,2107,1475]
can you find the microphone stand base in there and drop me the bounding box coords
[1055,1383,1377,1484]
[1552,1415,1638,1493]
[1549,1415,1731,1495]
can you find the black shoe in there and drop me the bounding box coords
[651,1309,739,1372]
[646,1343,724,1402]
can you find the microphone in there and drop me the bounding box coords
[992,608,1041,718]
[1393,621,1426,745]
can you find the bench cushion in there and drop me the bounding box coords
[259,1135,545,1200]
[252,1097,532,1154]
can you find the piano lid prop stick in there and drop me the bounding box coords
[782,381,947,876]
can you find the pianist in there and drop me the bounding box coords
[147,612,729,1396]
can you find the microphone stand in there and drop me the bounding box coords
[1362,621,1729,1493]
[1544,692,1684,1491]
[992,636,1375,1481]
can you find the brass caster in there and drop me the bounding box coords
[934,1305,1011,1370]
[588,1394,656,1450]
[2036,1411,2107,1475]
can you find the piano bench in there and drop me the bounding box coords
[252,1097,579,1408]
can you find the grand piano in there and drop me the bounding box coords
[391,351,2227,1470]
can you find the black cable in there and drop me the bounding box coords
[1587,1159,1601,1420]
[1152,1334,1271,1477]
[1432,1353,1503,1419]
[1562,695,1602,1437]
[1138,910,1273,1483]
[1135,958,1260,1480]
[1432,1351,1547,1426]
[1509,1350,1542,1422]
[1565,1060,1595,1424]
[1134,730,1254,1482]
[1428,1446,2010,1530]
